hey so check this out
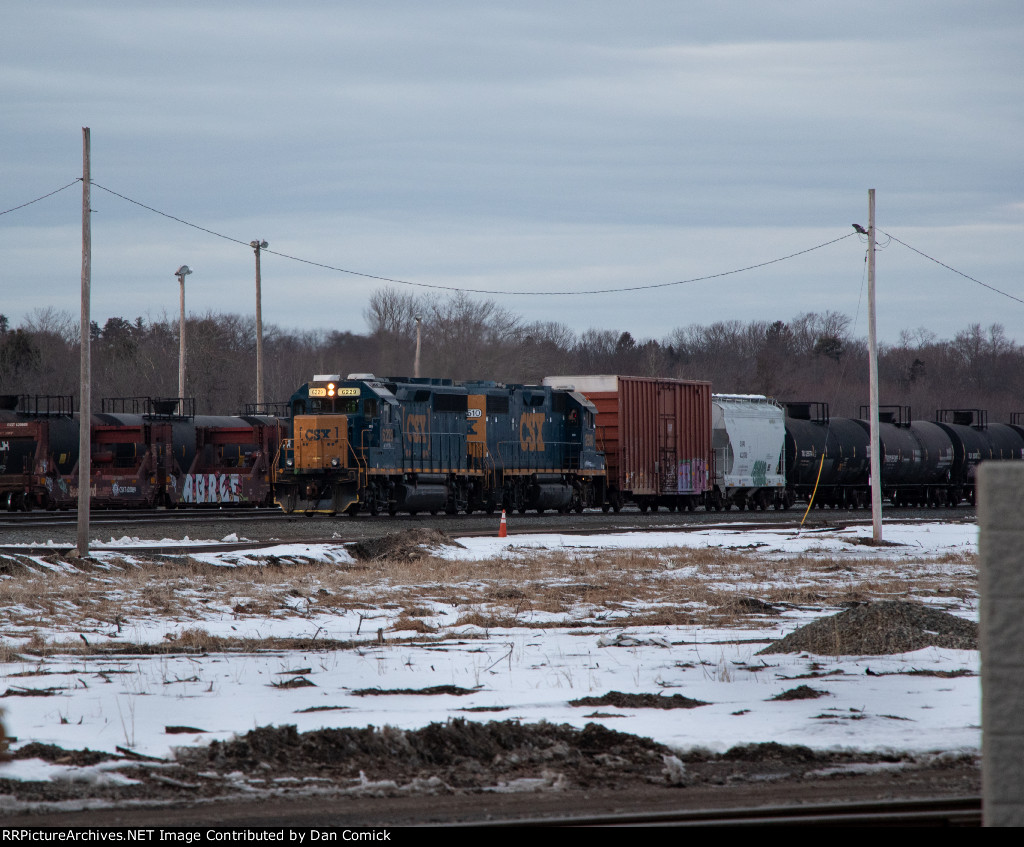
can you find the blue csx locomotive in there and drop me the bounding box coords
[274,374,606,515]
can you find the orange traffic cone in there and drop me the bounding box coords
[498,509,508,538]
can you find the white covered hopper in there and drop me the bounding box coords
[712,394,786,494]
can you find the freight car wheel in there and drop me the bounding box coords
[602,503,610,513]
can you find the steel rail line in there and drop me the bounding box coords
[461,795,982,827]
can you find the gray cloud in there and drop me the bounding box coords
[1,1,1021,344]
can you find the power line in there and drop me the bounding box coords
[0,179,81,217]
[91,180,858,296]
[880,228,1024,306]
[90,181,252,248]
[8,181,1019,306]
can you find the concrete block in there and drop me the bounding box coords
[983,732,1024,803]
[982,666,1024,715]
[978,532,1024,598]
[977,463,1024,532]
[980,599,1024,663]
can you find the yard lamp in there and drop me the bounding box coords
[175,265,192,411]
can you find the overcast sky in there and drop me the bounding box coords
[2,1,1022,345]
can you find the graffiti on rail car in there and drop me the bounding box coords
[181,473,242,504]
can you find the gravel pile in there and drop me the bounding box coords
[351,528,464,562]
[758,600,977,656]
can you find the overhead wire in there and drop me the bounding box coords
[879,228,1024,306]
[0,179,81,217]
[11,180,1016,307]
[88,180,859,296]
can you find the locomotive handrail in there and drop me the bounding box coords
[398,429,471,472]
[494,439,583,473]
[272,438,293,483]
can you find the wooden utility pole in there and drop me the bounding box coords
[251,240,268,405]
[76,127,91,557]
[867,188,882,542]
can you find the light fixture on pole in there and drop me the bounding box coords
[175,265,192,411]
[250,240,268,406]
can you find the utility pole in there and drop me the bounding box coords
[867,188,882,542]
[76,127,91,557]
[250,240,268,405]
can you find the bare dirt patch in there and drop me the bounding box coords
[770,685,828,701]
[351,685,476,697]
[0,725,980,815]
[351,529,465,562]
[758,600,977,656]
[569,691,708,710]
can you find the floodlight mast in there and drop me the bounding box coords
[175,265,193,409]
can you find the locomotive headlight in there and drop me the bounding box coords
[285,458,294,468]
[328,382,336,397]
[330,457,340,467]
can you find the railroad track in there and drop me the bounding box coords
[0,506,286,529]
[0,508,978,555]
[473,795,983,827]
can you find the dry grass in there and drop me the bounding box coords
[0,544,978,656]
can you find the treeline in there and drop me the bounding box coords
[1,289,1022,421]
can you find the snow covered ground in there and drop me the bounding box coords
[0,522,980,787]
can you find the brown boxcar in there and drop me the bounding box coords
[543,375,712,512]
